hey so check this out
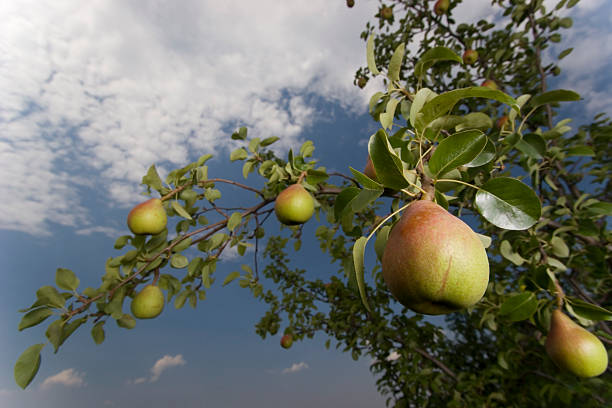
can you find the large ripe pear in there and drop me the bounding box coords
[131,285,165,319]
[127,198,167,235]
[545,309,608,378]
[274,184,315,225]
[381,200,489,314]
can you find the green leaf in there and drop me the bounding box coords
[196,154,213,166]
[516,133,546,159]
[410,88,437,130]
[530,90,580,108]
[368,130,409,190]
[142,165,163,192]
[500,240,526,266]
[45,319,63,352]
[260,136,280,147]
[550,236,569,258]
[227,212,242,232]
[171,201,192,220]
[387,43,405,82]
[334,187,360,221]
[172,236,193,253]
[499,292,537,322]
[230,147,248,161]
[223,271,241,287]
[114,235,130,249]
[55,268,80,291]
[116,314,136,329]
[414,47,462,80]
[170,254,189,269]
[91,321,105,345]
[465,138,496,168]
[475,177,541,230]
[566,298,612,321]
[374,225,391,261]
[352,237,371,312]
[18,308,54,331]
[204,188,221,202]
[366,35,380,76]
[428,130,487,177]
[566,146,595,157]
[420,87,520,129]
[585,201,612,216]
[174,290,189,309]
[36,286,66,309]
[380,98,400,130]
[242,161,254,179]
[14,344,45,389]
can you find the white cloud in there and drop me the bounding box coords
[129,354,186,384]
[40,368,86,390]
[385,351,400,362]
[1,0,378,235]
[0,389,13,397]
[282,361,309,374]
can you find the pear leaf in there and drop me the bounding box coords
[366,35,380,76]
[428,130,487,177]
[475,177,541,230]
[55,268,80,291]
[499,292,537,322]
[14,344,45,389]
[353,236,371,312]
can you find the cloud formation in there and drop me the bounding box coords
[1,0,376,235]
[129,354,186,384]
[40,368,86,390]
[282,361,309,374]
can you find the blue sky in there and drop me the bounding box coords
[1,0,611,406]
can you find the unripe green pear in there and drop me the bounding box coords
[462,49,478,65]
[481,79,498,90]
[381,200,489,315]
[274,184,315,225]
[127,198,167,235]
[346,0,355,8]
[545,309,608,378]
[131,285,165,319]
[381,6,393,20]
[280,334,293,349]
[434,0,450,15]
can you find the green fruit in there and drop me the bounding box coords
[346,0,355,8]
[357,76,367,89]
[434,0,450,15]
[127,198,167,235]
[381,200,489,315]
[280,334,293,349]
[131,285,165,319]
[381,6,393,20]
[462,49,478,65]
[274,184,315,225]
[481,79,498,90]
[545,309,608,378]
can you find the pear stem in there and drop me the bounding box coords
[296,171,307,185]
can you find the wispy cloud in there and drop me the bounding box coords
[40,368,86,390]
[282,361,309,374]
[128,354,186,384]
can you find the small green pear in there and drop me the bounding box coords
[434,0,450,15]
[545,309,608,378]
[481,79,498,90]
[381,6,393,20]
[357,76,367,89]
[381,200,489,315]
[346,0,355,8]
[274,184,315,226]
[127,198,167,235]
[462,49,479,65]
[280,334,293,349]
[131,285,165,319]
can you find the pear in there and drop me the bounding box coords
[346,0,354,8]
[127,198,167,235]
[462,49,479,65]
[131,285,165,319]
[381,6,393,20]
[481,79,498,90]
[364,156,377,180]
[381,200,489,314]
[280,334,293,349]
[545,309,608,378]
[357,76,367,89]
[434,0,450,15]
[274,184,315,226]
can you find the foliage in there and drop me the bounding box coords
[15,0,610,406]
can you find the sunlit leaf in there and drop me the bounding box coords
[14,344,45,389]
